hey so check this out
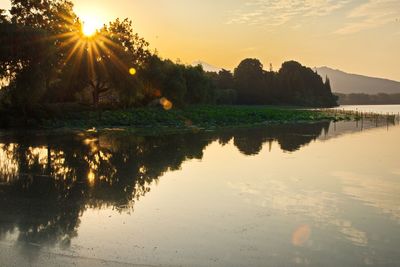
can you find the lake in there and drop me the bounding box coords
[337,104,400,115]
[0,105,400,266]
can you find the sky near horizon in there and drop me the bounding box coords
[1,0,400,81]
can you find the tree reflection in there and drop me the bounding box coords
[231,122,330,155]
[0,121,371,251]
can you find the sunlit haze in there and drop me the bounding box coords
[81,15,103,36]
[1,1,400,265]
[1,0,399,80]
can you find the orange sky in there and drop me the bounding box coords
[1,0,400,80]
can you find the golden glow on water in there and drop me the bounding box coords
[334,170,400,224]
[87,169,96,186]
[1,119,400,266]
[0,144,19,182]
[27,147,48,167]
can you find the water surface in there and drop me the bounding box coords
[338,104,400,115]
[0,118,399,266]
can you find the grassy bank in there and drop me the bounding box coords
[9,105,356,130]
[0,105,367,131]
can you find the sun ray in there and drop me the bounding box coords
[96,35,131,72]
[87,42,97,78]
[51,13,137,91]
[64,39,84,65]
[59,35,81,50]
[49,31,78,41]
[91,41,109,75]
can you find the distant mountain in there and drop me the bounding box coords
[192,60,222,73]
[316,67,400,94]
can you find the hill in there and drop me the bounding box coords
[192,60,222,73]
[316,67,400,94]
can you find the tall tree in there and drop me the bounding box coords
[60,18,150,107]
[1,0,80,109]
[234,58,266,104]
[216,69,234,90]
[184,65,215,104]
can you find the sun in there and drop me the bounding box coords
[81,16,103,36]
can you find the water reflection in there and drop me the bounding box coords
[0,120,394,253]
[334,171,400,224]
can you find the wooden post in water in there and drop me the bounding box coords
[361,112,365,131]
[361,114,364,131]
[387,113,389,131]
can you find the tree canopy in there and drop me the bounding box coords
[0,0,337,121]
[211,59,337,107]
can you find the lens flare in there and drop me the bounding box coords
[129,68,137,75]
[292,224,311,247]
[160,97,173,110]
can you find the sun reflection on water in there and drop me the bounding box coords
[0,144,19,182]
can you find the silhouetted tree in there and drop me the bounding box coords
[277,61,337,106]
[63,18,150,107]
[184,65,216,104]
[234,58,266,104]
[216,69,234,90]
[211,69,236,104]
[1,0,338,118]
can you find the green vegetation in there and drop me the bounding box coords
[0,0,336,127]
[209,59,337,107]
[0,105,351,131]
[0,0,338,130]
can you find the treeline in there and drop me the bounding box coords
[336,93,400,105]
[209,59,337,107]
[0,0,337,120]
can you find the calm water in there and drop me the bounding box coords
[0,111,400,266]
[338,105,400,115]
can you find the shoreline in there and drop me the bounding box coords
[0,105,394,134]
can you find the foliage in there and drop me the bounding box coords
[0,104,344,129]
[1,0,151,108]
[137,57,216,108]
[234,58,267,104]
[208,59,337,107]
[228,59,337,107]
[1,0,80,111]
[0,1,338,128]
[61,18,151,107]
[277,61,337,106]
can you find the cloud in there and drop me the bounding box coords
[227,0,399,34]
[227,179,369,247]
[333,171,400,224]
[335,0,400,34]
[227,0,350,27]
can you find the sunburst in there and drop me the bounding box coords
[81,15,102,37]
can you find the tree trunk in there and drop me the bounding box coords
[93,89,99,108]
